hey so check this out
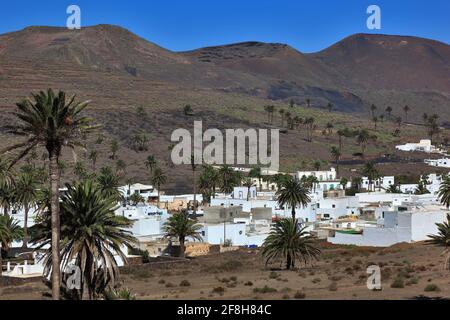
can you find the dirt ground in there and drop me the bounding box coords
[1,242,449,300]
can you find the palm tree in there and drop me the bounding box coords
[97,167,121,202]
[0,184,15,217]
[249,166,263,192]
[152,167,167,207]
[191,156,198,214]
[242,178,254,201]
[31,180,136,300]
[427,213,450,270]
[330,146,341,176]
[362,162,379,192]
[14,172,40,248]
[372,116,378,130]
[163,212,203,258]
[327,103,333,113]
[115,159,126,176]
[129,193,145,206]
[145,155,157,174]
[2,89,98,300]
[276,179,311,220]
[386,184,401,193]
[73,161,87,180]
[110,139,119,160]
[326,122,334,135]
[0,156,15,188]
[395,116,402,128]
[385,106,393,118]
[313,160,321,171]
[218,165,239,194]
[403,105,410,122]
[0,215,23,277]
[261,218,320,270]
[306,98,311,108]
[356,130,370,157]
[370,104,377,118]
[438,177,450,209]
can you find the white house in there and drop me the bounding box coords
[396,139,439,153]
[361,176,395,191]
[119,183,159,201]
[296,168,337,182]
[425,158,450,168]
[328,205,446,247]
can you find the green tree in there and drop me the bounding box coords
[327,103,333,113]
[96,167,121,202]
[276,179,311,220]
[242,178,255,201]
[218,165,239,194]
[403,105,410,122]
[152,167,167,207]
[145,155,157,174]
[0,215,23,277]
[356,129,370,157]
[183,105,194,116]
[330,146,341,176]
[385,106,393,118]
[14,172,40,248]
[129,193,145,206]
[370,104,377,118]
[163,212,203,258]
[3,89,98,300]
[261,218,320,270]
[31,180,136,299]
[362,162,379,192]
[438,177,450,209]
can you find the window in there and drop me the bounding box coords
[239,231,243,235]
[332,204,336,208]
[201,231,205,236]
[324,214,330,218]
[239,191,243,199]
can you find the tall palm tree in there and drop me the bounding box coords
[97,167,121,202]
[0,184,15,217]
[327,103,333,113]
[218,165,239,194]
[163,212,203,258]
[276,179,311,220]
[242,178,254,201]
[427,214,450,270]
[14,172,40,248]
[31,180,136,300]
[330,146,341,176]
[0,215,23,278]
[144,155,157,174]
[261,218,320,270]
[385,106,393,118]
[362,162,379,192]
[152,167,167,207]
[3,89,98,299]
[356,130,370,157]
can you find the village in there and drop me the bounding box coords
[2,138,449,285]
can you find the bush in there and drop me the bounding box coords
[328,282,338,291]
[219,260,243,272]
[294,291,306,299]
[128,247,150,263]
[312,278,321,284]
[158,279,165,284]
[180,280,191,287]
[165,282,175,288]
[424,284,440,292]
[269,272,280,279]
[212,287,225,295]
[244,281,253,286]
[390,278,405,288]
[253,286,277,294]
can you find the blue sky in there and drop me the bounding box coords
[0,0,448,52]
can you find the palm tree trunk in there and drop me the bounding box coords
[286,253,292,270]
[193,170,197,215]
[22,206,29,249]
[157,187,160,208]
[179,237,185,258]
[291,206,296,221]
[0,242,3,280]
[49,154,61,300]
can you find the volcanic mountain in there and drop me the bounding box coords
[0,24,448,116]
